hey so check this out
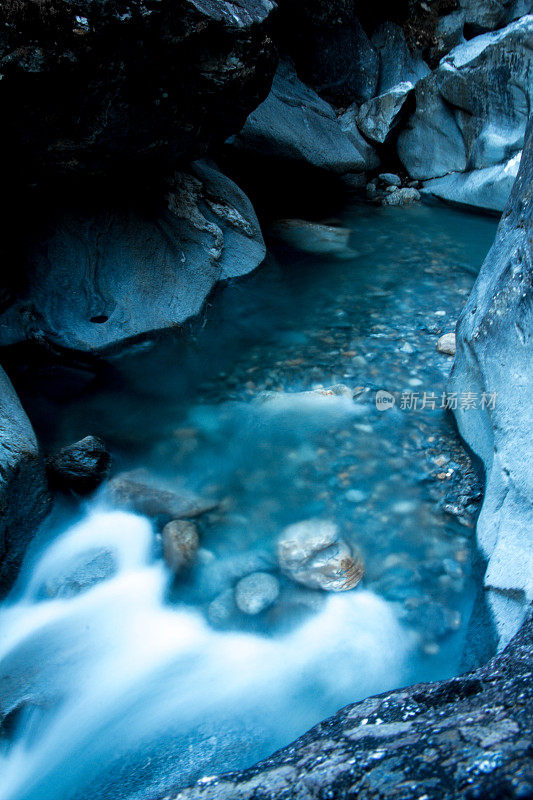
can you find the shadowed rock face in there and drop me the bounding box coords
[157,612,533,800]
[450,118,533,647]
[0,0,277,183]
[0,161,266,353]
[274,0,379,105]
[0,367,50,595]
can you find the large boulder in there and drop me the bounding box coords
[398,16,533,210]
[0,367,50,594]
[229,60,374,176]
[231,61,378,175]
[449,119,533,647]
[357,81,414,145]
[0,161,266,353]
[0,0,277,183]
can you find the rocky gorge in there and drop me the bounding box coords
[0,1,531,799]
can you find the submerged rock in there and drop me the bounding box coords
[162,520,199,574]
[47,436,111,493]
[106,470,217,523]
[437,333,457,356]
[270,220,355,257]
[0,367,50,595]
[277,519,364,592]
[450,117,533,646]
[0,162,266,353]
[234,572,280,615]
[229,60,370,176]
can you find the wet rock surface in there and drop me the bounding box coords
[277,519,364,592]
[163,520,200,574]
[0,367,50,595]
[105,469,217,524]
[161,611,533,800]
[450,118,533,646]
[47,435,111,493]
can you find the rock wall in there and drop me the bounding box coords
[0,367,50,595]
[228,5,532,213]
[0,0,277,182]
[449,118,533,648]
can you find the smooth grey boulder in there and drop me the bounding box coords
[397,71,467,181]
[337,105,381,171]
[399,16,533,210]
[372,22,430,94]
[421,154,522,213]
[229,61,371,176]
[449,118,533,648]
[459,0,533,34]
[0,161,265,354]
[47,435,111,493]
[0,367,50,594]
[357,82,414,145]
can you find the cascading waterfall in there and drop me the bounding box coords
[0,508,414,800]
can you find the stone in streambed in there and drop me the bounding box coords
[379,173,402,187]
[437,333,457,356]
[105,469,217,522]
[234,572,280,615]
[277,519,364,592]
[162,520,199,574]
[382,188,421,206]
[270,220,355,258]
[47,436,111,493]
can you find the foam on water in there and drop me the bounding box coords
[0,509,415,800]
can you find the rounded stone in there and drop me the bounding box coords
[437,332,457,356]
[277,519,364,592]
[234,572,280,616]
[162,520,199,574]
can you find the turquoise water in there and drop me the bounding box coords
[0,203,497,800]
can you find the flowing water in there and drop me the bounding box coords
[0,203,497,800]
